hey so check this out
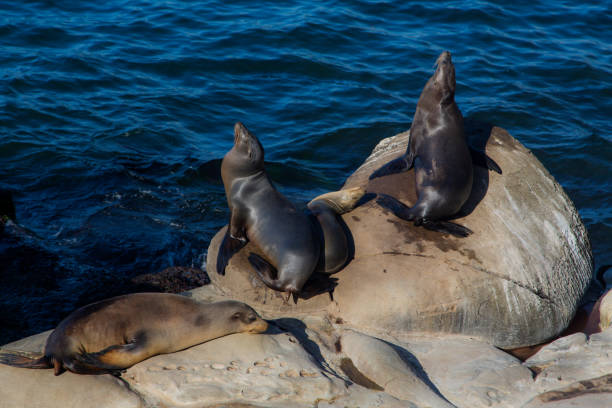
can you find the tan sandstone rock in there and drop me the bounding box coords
[0,332,143,408]
[206,126,592,348]
[122,331,346,407]
[339,330,455,407]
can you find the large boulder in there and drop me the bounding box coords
[207,126,592,348]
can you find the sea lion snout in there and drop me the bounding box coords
[432,51,456,102]
[247,318,269,333]
[225,301,269,333]
[436,51,452,65]
[242,310,269,333]
[234,121,248,144]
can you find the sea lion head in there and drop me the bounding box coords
[222,122,266,182]
[234,121,264,166]
[425,51,456,106]
[216,300,269,334]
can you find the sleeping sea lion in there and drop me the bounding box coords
[0,293,268,376]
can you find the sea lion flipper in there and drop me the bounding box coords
[369,156,411,180]
[248,253,277,281]
[469,148,502,174]
[421,220,473,237]
[0,351,51,369]
[71,343,145,375]
[375,194,413,221]
[248,253,297,296]
[216,230,248,275]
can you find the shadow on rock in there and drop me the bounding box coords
[270,317,350,385]
[461,119,502,217]
[385,340,453,403]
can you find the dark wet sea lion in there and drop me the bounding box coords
[0,293,268,376]
[217,122,364,301]
[217,122,321,300]
[370,51,499,236]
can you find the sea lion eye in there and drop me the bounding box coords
[248,315,256,323]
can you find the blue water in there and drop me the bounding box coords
[1,0,610,343]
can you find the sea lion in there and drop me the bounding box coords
[0,293,268,376]
[216,122,364,301]
[307,187,365,274]
[369,51,500,236]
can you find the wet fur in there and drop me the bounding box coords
[370,51,498,236]
[217,122,320,297]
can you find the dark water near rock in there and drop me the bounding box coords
[1,1,610,343]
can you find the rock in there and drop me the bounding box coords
[318,385,421,408]
[0,366,144,408]
[525,328,612,394]
[385,332,535,408]
[130,266,209,293]
[522,374,612,408]
[0,332,143,408]
[2,299,610,408]
[122,331,346,407]
[206,126,592,348]
[339,330,456,407]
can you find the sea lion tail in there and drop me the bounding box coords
[0,350,51,369]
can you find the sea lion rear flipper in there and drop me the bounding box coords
[421,220,473,237]
[469,148,502,174]
[0,351,51,369]
[247,253,297,300]
[216,230,248,275]
[248,253,278,282]
[369,156,411,180]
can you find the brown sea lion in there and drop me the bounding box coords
[0,293,268,376]
[370,51,500,237]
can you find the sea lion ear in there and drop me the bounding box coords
[440,67,455,105]
[231,312,242,320]
[248,136,264,162]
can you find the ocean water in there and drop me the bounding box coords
[0,0,610,344]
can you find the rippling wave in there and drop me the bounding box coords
[0,0,610,343]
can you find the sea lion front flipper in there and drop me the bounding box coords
[70,341,149,375]
[369,155,412,180]
[469,148,502,174]
[421,220,473,238]
[216,229,248,275]
[375,193,414,221]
